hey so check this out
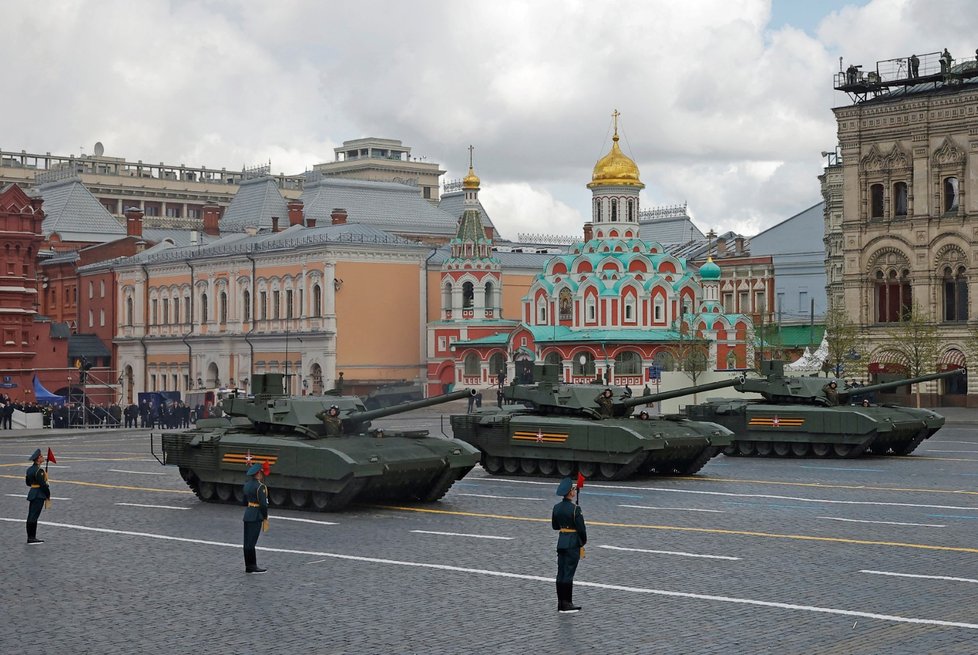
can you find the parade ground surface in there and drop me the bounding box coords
[3,403,978,654]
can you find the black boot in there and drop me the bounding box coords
[556,581,564,612]
[27,521,43,544]
[564,582,581,612]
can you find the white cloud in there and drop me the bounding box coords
[3,0,972,239]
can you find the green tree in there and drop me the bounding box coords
[882,303,940,407]
[823,303,866,380]
[667,319,711,402]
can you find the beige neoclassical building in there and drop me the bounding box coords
[824,51,978,403]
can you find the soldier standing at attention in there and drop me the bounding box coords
[316,404,343,436]
[552,477,586,613]
[25,448,50,544]
[594,388,614,418]
[243,462,269,574]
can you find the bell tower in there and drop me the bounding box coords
[587,109,644,241]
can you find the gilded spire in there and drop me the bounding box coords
[588,110,643,189]
[463,144,481,190]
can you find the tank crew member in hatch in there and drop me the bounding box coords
[316,405,343,436]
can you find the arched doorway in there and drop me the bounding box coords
[206,362,220,388]
[309,363,323,395]
[939,348,967,404]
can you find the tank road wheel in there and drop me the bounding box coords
[216,484,234,503]
[833,443,857,458]
[268,488,289,507]
[482,455,503,475]
[289,490,310,508]
[577,462,596,479]
[198,481,216,501]
[538,460,557,476]
[599,463,621,480]
[755,442,774,457]
[503,457,521,475]
[233,486,245,504]
[737,441,756,456]
[790,443,811,457]
[311,492,333,511]
[557,461,575,477]
[811,443,832,458]
[519,459,538,475]
[773,442,792,457]
[722,445,738,456]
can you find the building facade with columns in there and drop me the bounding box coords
[826,50,978,403]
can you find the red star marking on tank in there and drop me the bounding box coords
[535,429,544,443]
[771,416,781,427]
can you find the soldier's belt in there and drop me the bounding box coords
[559,528,577,533]
[30,484,41,488]
[247,502,260,507]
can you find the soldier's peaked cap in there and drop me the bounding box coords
[28,448,41,461]
[246,463,263,476]
[556,477,574,496]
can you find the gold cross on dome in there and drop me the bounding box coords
[612,109,620,136]
[468,144,475,168]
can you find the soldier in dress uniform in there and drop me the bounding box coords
[594,388,614,418]
[316,405,343,437]
[25,448,50,544]
[551,477,587,613]
[242,462,269,574]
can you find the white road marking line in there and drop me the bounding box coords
[597,544,740,560]
[5,494,70,500]
[481,478,978,512]
[860,570,978,584]
[109,469,168,475]
[929,441,978,446]
[621,504,725,513]
[922,450,978,454]
[457,493,542,501]
[271,516,338,526]
[1,517,974,631]
[115,502,189,511]
[818,516,945,528]
[45,465,71,468]
[411,530,513,540]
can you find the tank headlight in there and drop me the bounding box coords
[369,455,379,463]
[452,448,462,455]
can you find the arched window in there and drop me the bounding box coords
[943,266,968,322]
[285,289,293,319]
[126,297,134,325]
[173,298,180,324]
[573,352,595,376]
[484,281,494,309]
[184,297,191,323]
[585,295,596,322]
[488,352,506,378]
[463,353,481,376]
[653,295,665,322]
[944,177,959,213]
[610,198,618,222]
[201,293,209,322]
[312,284,322,317]
[162,298,169,324]
[594,198,603,222]
[100,280,105,297]
[614,350,642,375]
[88,282,93,298]
[653,350,676,372]
[219,292,228,324]
[536,296,548,324]
[870,184,884,218]
[874,268,911,322]
[624,294,636,321]
[462,282,474,309]
[242,290,251,322]
[893,182,908,217]
[272,290,280,319]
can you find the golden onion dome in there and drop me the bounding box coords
[463,165,480,189]
[588,133,643,189]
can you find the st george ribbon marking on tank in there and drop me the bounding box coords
[2,517,977,631]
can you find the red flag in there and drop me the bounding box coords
[262,460,270,476]
[576,472,585,490]
[46,448,57,464]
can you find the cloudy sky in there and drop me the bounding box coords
[5,0,975,240]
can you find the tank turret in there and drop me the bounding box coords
[503,376,743,418]
[736,360,963,405]
[220,373,475,437]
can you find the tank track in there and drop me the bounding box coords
[480,447,720,481]
[177,467,467,512]
[722,440,871,458]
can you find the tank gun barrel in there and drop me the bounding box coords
[620,375,745,409]
[839,369,964,400]
[345,388,477,426]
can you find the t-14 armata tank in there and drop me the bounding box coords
[684,361,962,458]
[450,376,743,480]
[153,374,480,511]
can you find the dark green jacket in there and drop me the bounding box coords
[243,479,268,522]
[315,412,343,437]
[594,394,613,418]
[552,499,587,550]
[26,464,50,501]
